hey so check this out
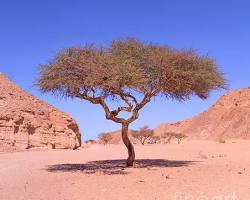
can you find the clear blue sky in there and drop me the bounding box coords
[0,0,249,140]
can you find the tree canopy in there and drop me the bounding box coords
[38,38,226,121]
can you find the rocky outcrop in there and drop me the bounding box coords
[155,88,250,140]
[0,72,81,151]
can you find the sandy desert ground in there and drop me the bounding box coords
[0,140,249,200]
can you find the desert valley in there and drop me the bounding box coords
[1,2,250,199]
[0,73,249,200]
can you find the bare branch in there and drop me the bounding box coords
[106,90,137,118]
[112,90,134,109]
[127,92,154,124]
[76,90,126,123]
[110,106,132,116]
[126,93,138,105]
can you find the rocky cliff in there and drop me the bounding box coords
[0,72,81,150]
[155,88,250,140]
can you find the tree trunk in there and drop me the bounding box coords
[121,123,135,167]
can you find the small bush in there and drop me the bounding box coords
[217,136,226,143]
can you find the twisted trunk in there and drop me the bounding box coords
[122,123,135,167]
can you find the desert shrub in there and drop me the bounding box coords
[217,136,226,143]
[85,139,96,144]
[98,133,113,145]
[131,126,154,145]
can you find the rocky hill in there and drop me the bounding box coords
[102,87,250,143]
[0,72,81,151]
[155,87,250,140]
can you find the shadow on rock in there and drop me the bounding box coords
[46,159,196,175]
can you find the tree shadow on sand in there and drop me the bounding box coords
[46,159,197,175]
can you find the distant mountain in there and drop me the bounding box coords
[155,87,250,140]
[0,72,81,151]
[103,87,250,143]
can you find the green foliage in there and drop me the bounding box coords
[38,38,227,101]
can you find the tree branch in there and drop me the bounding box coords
[110,106,132,116]
[127,92,155,124]
[76,88,156,125]
[112,90,134,109]
[76,90,126,123]
[107,90,136,118]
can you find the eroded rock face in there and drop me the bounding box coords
[0,73,81,150]
[155,88,250,140]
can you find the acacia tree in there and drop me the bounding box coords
[149,135,161,144]
[161,132,174,144]
[131,126,154,145]
[98,132,113,145]
[37,38,226,166]
[175,133,187,144]
[162,132,187,144]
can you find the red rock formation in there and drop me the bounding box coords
[0,72,81,150]
[155,88,250,140]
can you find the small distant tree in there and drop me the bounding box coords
[37,38,226,166]
[131,126,154,145]
[98,133,113,145]
[174,133,187,144]
[149,135,161,144]
[161,132,175,144]
[161,132,187,144]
